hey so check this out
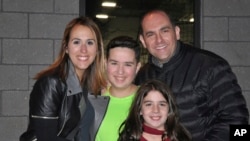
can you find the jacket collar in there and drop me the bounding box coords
[66,59,82,96]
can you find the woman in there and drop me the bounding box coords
[118,79,191,141]
[20,16,107,141]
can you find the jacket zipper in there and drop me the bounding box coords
[31,115,59,119]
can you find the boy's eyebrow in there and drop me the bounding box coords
[108,59,135,64]
[143,100,152,103]
[125,61,135,64]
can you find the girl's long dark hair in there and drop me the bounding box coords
[118,79,191,141]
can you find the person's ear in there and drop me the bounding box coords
[175,26,180,40]
[139,35,147,49]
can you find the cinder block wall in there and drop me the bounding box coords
[201,0,250,121]
[0,0,249,141]
[0,0,79,140]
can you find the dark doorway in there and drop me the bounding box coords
[80,0,200,62]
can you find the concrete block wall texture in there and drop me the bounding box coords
[0,0,79,140]
[0,0,250,140]
[202,0,250,120]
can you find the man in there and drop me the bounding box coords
[135,9,249,141]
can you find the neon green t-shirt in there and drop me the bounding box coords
[95,87,137,141]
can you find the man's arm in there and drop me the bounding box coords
[204,60,249,141]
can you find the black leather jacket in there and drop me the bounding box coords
[20,60,88,141]
[135,41,249,141]
[29,76,83,139]
[20,61,110,141]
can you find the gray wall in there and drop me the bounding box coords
[201,0,250,120]
[0,0,79,140]
[0,0,249,141]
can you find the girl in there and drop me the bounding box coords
[118,79,191,141]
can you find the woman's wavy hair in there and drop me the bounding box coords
[34,16,107,95]
[118,79,191,141]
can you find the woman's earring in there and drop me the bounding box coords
[65,47,68,54]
